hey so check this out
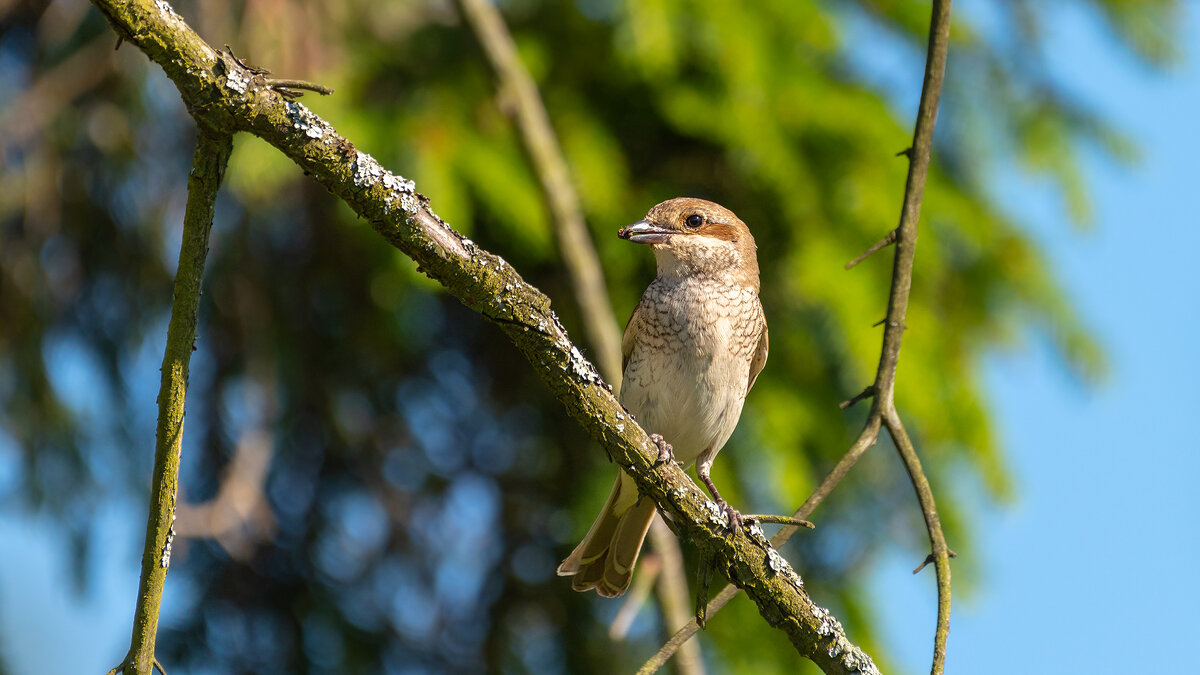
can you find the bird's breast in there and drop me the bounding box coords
[619,279,764,465]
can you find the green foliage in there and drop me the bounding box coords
[0,0,1176,672]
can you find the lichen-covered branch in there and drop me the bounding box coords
[108,130,231,675]
[89,0,875,672]
[641,1,956,673]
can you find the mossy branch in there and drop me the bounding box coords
[107,130,231,675]
[89,0,876,672]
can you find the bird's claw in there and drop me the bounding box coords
[717,500,743,534]
[649,433,674,465]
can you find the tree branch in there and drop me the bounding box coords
[89,1,876,671]
[109,129,231,675]
[844,229,897,270]
[879,2,955,671]
[641,1,956,673]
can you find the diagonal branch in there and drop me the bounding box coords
[640,1,956,673]
[89,1,876,672]
[107,130,232,675]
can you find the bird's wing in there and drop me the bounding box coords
[747,316,768,393]
[621,293,650,373]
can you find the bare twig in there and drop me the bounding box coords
[744,515,815,529]
[693,546,715,628]
[913,548,958,574]
[223,44,268,74]
[264,78,334,95]
[844,228,897,270]
[108,130,231,675]
[640,1,956,673]
[839,385,876,409]
[885,412,952,672]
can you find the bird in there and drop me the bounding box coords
[556,197,768,597]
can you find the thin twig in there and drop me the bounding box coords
[886,411,952,672]
[223,44,268,74]
[264,78,334,95]
[744,515,816,529]
[845,228,897,269]
[913,548,958,574]
[113,130,231,675]
[839,385,876,409]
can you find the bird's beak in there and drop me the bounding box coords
[618,220,674,245]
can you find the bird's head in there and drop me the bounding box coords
[618,198,759,290]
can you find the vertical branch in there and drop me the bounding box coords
[453,0,623,385]
[874,2,954,673]
[112,130,232,675]
[872,0,952,404]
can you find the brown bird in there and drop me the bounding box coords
[557,197,768,597]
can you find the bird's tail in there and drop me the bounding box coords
[556,472,656,597]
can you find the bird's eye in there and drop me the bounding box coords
[685,214,704,229]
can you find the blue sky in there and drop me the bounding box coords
[869,3,1200,673]
[2,3,1198,673]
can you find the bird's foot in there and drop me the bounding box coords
[649,433,675,465]
[716,499,743,534]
